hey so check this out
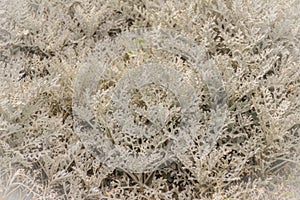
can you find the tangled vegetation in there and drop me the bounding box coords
[0,0,299,199]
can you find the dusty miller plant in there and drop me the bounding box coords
[0,0,299,199]
[73,27,227,173]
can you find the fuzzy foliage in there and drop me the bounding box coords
[0,0,299,199]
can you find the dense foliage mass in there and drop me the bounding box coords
[0,0,299,199]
